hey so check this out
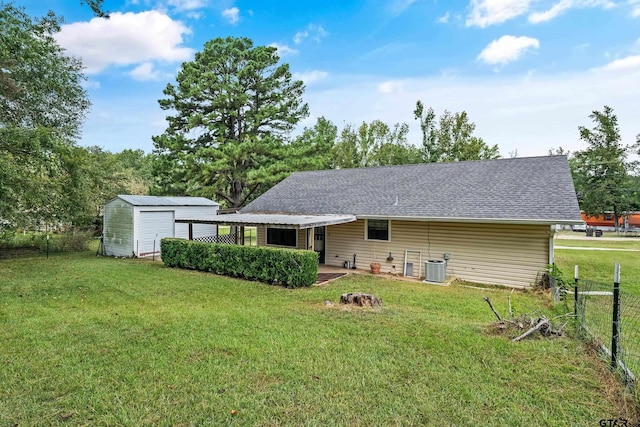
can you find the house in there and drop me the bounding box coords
[186,156,581,287]
[103,195,219,257]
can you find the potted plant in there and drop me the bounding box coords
[370,262,381,274]
[370,246,381,274]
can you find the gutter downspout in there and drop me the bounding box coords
[548,225,555,265]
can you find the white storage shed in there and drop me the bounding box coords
[103,195,219,257]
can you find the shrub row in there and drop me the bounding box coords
[160,238,318,288]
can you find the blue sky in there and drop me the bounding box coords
[19,0,640,157]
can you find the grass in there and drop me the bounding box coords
[554,237,640,294]
[555,239,640,250]
[554,235,640,386]
[1,251,637,426]
[218,226,257,246]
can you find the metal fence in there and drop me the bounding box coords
[573,272,640,387]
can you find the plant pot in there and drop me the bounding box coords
[370,262,381,274]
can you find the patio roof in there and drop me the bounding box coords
[175,213,357,229]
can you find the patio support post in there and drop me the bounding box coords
[309,227,315,251]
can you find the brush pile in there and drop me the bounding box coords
[483,295,569,342]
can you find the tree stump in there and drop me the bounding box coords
[339,292,382,307]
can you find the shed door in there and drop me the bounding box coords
[139,211,174,256]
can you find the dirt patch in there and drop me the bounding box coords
[316,272,347,284]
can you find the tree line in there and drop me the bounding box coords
[1,4,638,233]
[551,106,640,231]
[151,36,500,209]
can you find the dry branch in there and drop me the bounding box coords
[484,295,566,342]
[483,296,502,321]
[512,318,549,342]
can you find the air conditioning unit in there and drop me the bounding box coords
[425,260,446,283]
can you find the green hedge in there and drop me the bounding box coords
[160,238,318,288]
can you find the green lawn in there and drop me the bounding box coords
[555,238,640,294]
[1,251,636,426]
[556,238,640,250]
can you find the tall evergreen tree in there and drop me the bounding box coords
[152,37,308,208]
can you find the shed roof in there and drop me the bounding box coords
[241,156,582,224]
[114,195,219,207]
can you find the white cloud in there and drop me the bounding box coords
[293,70,328,85]
[56,11,193,74]
[631,0,640,17]
[529,0,615,23]
[81,80,101,90]
[600,55,640,71]
[167,0,208,10]
[293,24,328,45]
[378,80,404,93]
[128,62,170,81]
[269,43,298,57]
[293,31,308,45]
[186,11,204,19]
[478,35,540,65]
[388,0,417,16]
[222,7,240,24]
[466,0,532,27]
[437,12,451,23]
[528,0,573,23]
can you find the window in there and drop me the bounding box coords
[366,219,390,241]
[267,228,297,247]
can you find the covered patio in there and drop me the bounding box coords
[176,213,356,250]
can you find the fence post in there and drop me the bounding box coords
[611,263,621,370]
[574,265,579,321]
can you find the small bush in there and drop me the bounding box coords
[161,238,318,288]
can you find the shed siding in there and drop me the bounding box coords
[174,206,218,239]
[130,205,217,255]
[325,220,549,287]
[103,198,134,257]
[138,211,175,256]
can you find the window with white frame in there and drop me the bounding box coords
[366,219,390,241]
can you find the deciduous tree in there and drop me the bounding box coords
[0,4,90,228]
[413,101,499,162]
[573,106,638,231]
[332,120,420,169]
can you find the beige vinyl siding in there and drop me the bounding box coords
[257,226,307,250]
[325,220,549,288]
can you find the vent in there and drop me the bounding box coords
[425,260,446,283]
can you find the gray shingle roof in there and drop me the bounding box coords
[116,195,219,207]
[241,156,582,223]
